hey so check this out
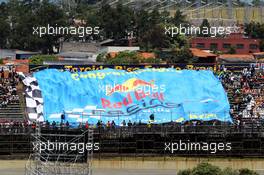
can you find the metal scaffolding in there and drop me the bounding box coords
[25,121,94,175]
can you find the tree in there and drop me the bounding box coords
[244,22,264,52]
[198,19,211,37]
[252,0,261,6]
[135,9,150,38]
[149,8,162,27]
[171,9,188,27]
[140,24,170,51]
[0,3,10,48]
[7,0,67,53]
[97,3,134,40]
[160,46,195,64]
[259,39,264,52]
[244,22,264,39]
[227,46,236,54]
[244,22,260,38]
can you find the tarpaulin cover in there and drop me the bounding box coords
[33,68,231,125]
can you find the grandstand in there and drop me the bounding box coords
[0,63,262,155]
[94,0,264,25]
[0,63,264,175]
[0,67,25,121]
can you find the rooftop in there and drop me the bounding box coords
[190,48,216,58]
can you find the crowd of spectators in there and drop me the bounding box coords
[219,65,264,125]
[0,67,20,108]
[0,65,264,134]
[0,120,30,133]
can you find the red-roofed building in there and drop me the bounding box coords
[217,54,255,63]
[191,33,260,54]
[190,48,217,63]
[2,59,29,73]
[139,52,156,59]
[108,52,156,59]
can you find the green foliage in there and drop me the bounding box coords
[259,39,264,52]
[0,2,10,48]
[198,19,211,37]
[29,55,58,65]
[178,169,192,175]
[191,163,222,175]
[98,51,161,65]
[244,22,264,52]
[239,169,258,175]
[143,57,161,64]
[106,51,140,65]
[171,10,188,27]
[158,46,195,64]
[97,3,134,40]
[0,59,3,65]
[3,0,67,53]
[1,0,190,54]
[177,163,259,175]
[140,24,170,50]
[221,168,239,175]
[227,46,236,54]
[244,22,264,39]
[252,0,261,6]
[96,52,107,63]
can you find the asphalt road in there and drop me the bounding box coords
[1,160,264,175]
[0,160,177,175]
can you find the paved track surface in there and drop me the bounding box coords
[0,160,263,175]
[0,160,177,175]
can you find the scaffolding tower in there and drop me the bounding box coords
[25,121,94,175]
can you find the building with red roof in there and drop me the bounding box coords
[191,33,260,54]
[190,48,217,63]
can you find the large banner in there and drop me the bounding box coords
[32,68,231,125]
[29,64,217,72]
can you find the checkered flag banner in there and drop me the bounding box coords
[19,73,44,122]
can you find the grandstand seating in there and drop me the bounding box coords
[220,66,264,124]
[0,103,24,120]
[0,68,25,123]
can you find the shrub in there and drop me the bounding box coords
[178,169,191,175]
[221,168,239,175]
[177,163,259,175]
[29,55,58,65]
[239,169,258,175]
[191,163,222,175]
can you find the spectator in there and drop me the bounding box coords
[52,121,56,129]
[122,120,126,127]
[85,121,89,129]
[128,120,132,127]
[66,121,69,129]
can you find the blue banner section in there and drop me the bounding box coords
[34,68,231,125]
